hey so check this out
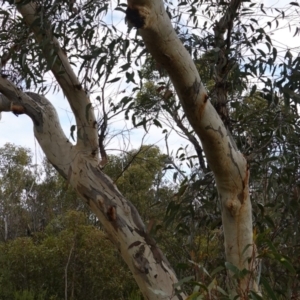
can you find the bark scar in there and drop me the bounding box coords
[107,205,116,221]
[126,7,146,28]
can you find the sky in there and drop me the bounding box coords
[0,0,299,166]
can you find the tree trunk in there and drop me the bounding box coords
[4,214,8,241]
[126,0,258,296]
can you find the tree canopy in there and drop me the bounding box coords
[0,0,300,299]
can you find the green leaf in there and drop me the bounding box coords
[125,71,136,84]
[107,77,121,83]
[250,84,257,96]
[272,47,277,62]
[225,262,240,275]
[249,291,263,300]
[260,4,266,14]
[173,275,194,288]
[114,7,126,13]
[260,277,278,300]
[210,266,224,277]
[178,184,188,196]
[257,49,266,58]
[70,125,76,142]
[153,119,162,128]
[186,292,201,300]
[120,63,131,72]
[265,35,272,45]
[21,53,26,68]
[278,256,296,274]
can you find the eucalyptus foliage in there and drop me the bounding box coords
[0,0,300,298]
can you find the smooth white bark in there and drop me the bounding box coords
[127,0,257,295]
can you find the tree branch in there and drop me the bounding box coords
[127,0,257,294]
[0,76,72,178]
[171,108,207,171]
[212,0,242,129]
[16,1,98,153]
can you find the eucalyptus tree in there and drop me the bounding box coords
[0,0,299,299]
[0,143,34,241]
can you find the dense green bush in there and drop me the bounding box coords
[0,211,139,300]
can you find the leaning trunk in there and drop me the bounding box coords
[126,0,258,296]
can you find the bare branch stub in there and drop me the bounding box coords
[126,7,146,28]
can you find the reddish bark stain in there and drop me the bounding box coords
[198,93,208,118]
[11,104,25,115]
[107,205,116,221]
[238,168,250,204]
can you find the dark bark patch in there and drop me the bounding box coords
[78,183,129,231]
[217,126,224,138]
[128,241,142,249]
[90,166,144,230]
[91,148,97,156]
[135,228,174,273]
[107,205,116,221]
[127,224,134,233]
[90,164,146,230]
[90,165,124,198]
[11,104,25,115]
[192,79,201,96]
[134,245,150,274]
[238,168,249,204]
[126,7,145,28]
[52,163,68,180]
[82,193,90,206]
[237,192,244,203]
[67,165,72,180]
[204,125,224,138]
[74,84,82,90]
[204,93,208,103]
[24,92,46,127]
[127,201,146,230]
